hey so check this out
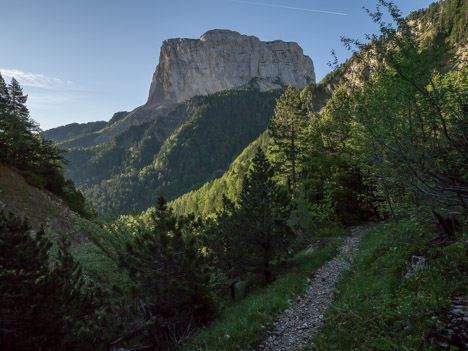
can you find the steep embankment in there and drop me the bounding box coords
[0,163,90,244]
[0,162,111,286]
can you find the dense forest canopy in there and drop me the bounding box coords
[51,89,282,215]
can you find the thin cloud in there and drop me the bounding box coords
[229,0,348,16]
[0,68,78,91]
[27,92,75,110]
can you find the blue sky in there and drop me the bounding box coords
[2,0,434,130]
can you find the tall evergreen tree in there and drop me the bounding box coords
[0,210,102,350]
[268,86,307,193]
[119,195,214,349]
[0,78,92,217]
[0,73,10,112]
[204,196,247,300]
[236,148,293,283]
[8,77,29,120]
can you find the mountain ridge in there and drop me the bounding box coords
[45,29,316,149]
[41,29,318,215]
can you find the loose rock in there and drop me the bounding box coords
[258,224,374,351]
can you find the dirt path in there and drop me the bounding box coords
[258,224,374,351]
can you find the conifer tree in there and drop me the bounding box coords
[8,77,29,120]
[0,210,102,350]
[204,196,247,300]
[0,73,10,112]
[268,86,307,193]
[0,78,92,217]
[236,148,293,283]
[119,195,214,349]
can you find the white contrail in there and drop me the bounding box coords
[229,0,348,16]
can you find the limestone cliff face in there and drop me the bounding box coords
[147,29,315,106]
[90,29,315,145]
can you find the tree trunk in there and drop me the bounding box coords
[263,259,271,284]
[230,282,236,301]
[263,234,272,284]
[290,119,296,193]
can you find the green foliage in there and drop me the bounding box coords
[235,148,294,283]
[183,234,344,351]
[269,86,308,192]
[0,75,95,219]
[300,103,376,225]
[289,181,339,245]
[408,0,467,48]
[195,148,294,309]
[309,216,468,350]
[300,83,332,113]
[304,3,468,349]
[8,77,29,119]
[60,89,280,215]
[0,2,463,350]
[0,73,10,111]
[0,210,106,350]
[202,197,245,300]
[117,196,215,349]
[332,0,468,218]
[170,131,271,217]
[202,149,294,291]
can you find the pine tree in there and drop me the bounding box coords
[119,195,214,349]
[236,148,293,283]
[0,211,51,350]
[0,73,10,112]
[204,196,247,300]
[268,86,308,193]
[8,77,29,120]
[0,210,102,350]
[0,78,38,166]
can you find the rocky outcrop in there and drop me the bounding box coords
[54,30,315,147]
[147,29,315,107]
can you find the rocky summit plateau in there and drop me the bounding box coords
[98,29,315,143]
[148,29,315,106]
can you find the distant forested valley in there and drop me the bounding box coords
[44,89,283,215]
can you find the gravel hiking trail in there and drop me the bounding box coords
[258,224,374,351]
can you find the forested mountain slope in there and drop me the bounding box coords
[170,132,269,216]
[42,28,319,216]
[0,163,84,237]
[176,1,468,349]
[41,120,108,145]
[319,0,466,93]
[54,89,281,214]
[170,0,467,219]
